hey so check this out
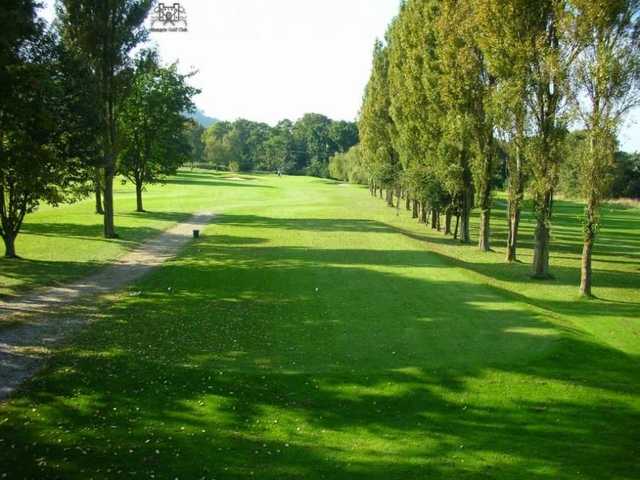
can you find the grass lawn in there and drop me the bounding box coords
[0,170,639,479]
[0,171,278,301]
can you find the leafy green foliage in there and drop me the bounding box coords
[118,50,199,211]
[202,115,358,176]
[328,145,368,184]
[0,6,99,257]
[58,0,153,237]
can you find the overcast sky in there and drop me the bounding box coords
[41,0,639,152]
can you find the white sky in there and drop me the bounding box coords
[41,0,639,152]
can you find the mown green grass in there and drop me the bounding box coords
[0,171,279,301]
[0,171,639,479]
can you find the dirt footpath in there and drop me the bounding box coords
[0,212,214,400]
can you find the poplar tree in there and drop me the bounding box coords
[473,0,538,261]
[571,0,640,296]
[388,0,445,227]
[526,0,574,278]
[434,0,480,243]
[359,39,400,202]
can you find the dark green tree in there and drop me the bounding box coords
[0,6,99,257]
[118,51,199,212]
[58,0,153,238]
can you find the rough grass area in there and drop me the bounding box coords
[0,171,638,479]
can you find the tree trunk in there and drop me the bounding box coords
[505,205,520,262]
[459,189,472,243]
[412,199,418,219]
[505,133,524,262]
[103,165,117,238]
[532,191,553,278]
[379,186,383,199]
[386,188,394,207]
[94,169,104,215]
[420,203,427,224]
[2,233,17,258]
[580,232,594,297]
[478,209,491,251]
[453,215,460,240]
[430,208,437,229]
[580,198,597,297]
[135,180,144,213]
[445,209,452,235]
[405,195,410,211]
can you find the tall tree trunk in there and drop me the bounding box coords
[478,209,490,251]
[405,195,410,211]
[454,215,460,240]
[386,188,394,207]
[445,208,452,235]
[103,165,117,238]
[430,208,437,229]
[135,179,144,213]
[94,168,104,215]
[580,197,597,297]
[476,129,494,251]
[532,191,553,278]
[2,233,17,258]
[420,203,427,224]
[506,207,520,263]
[505,127,524,262]
[379,186,383,199]
[412,199,418,219]
[459,189,472,243]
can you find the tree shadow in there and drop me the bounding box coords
[1,226,639,479]
[214,214,397,234]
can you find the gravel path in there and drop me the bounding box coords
[0,212,214,400]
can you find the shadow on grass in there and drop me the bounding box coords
[1,225,639,479]
[1,212,192,300]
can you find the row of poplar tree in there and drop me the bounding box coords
[358,0,640,296]
[1,0,197,259]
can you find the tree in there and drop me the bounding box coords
[473,0,539,261]
[361,38,399,205]
[611,151,640,198]
[525,0,574,278]
[118,51,198,212]
[570,0,640,296]
[261,120,296,173]
[434,0,480,243]
[58,0,152,238]
[328,145,368,184]
[0,5,97,257]
[442,0,498,251]
[185,119,205,167]
[293,113,354,177]
[203,121,233,168]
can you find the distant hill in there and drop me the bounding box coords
[189,109,217,128]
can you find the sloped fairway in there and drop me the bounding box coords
[1,172,639,479]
